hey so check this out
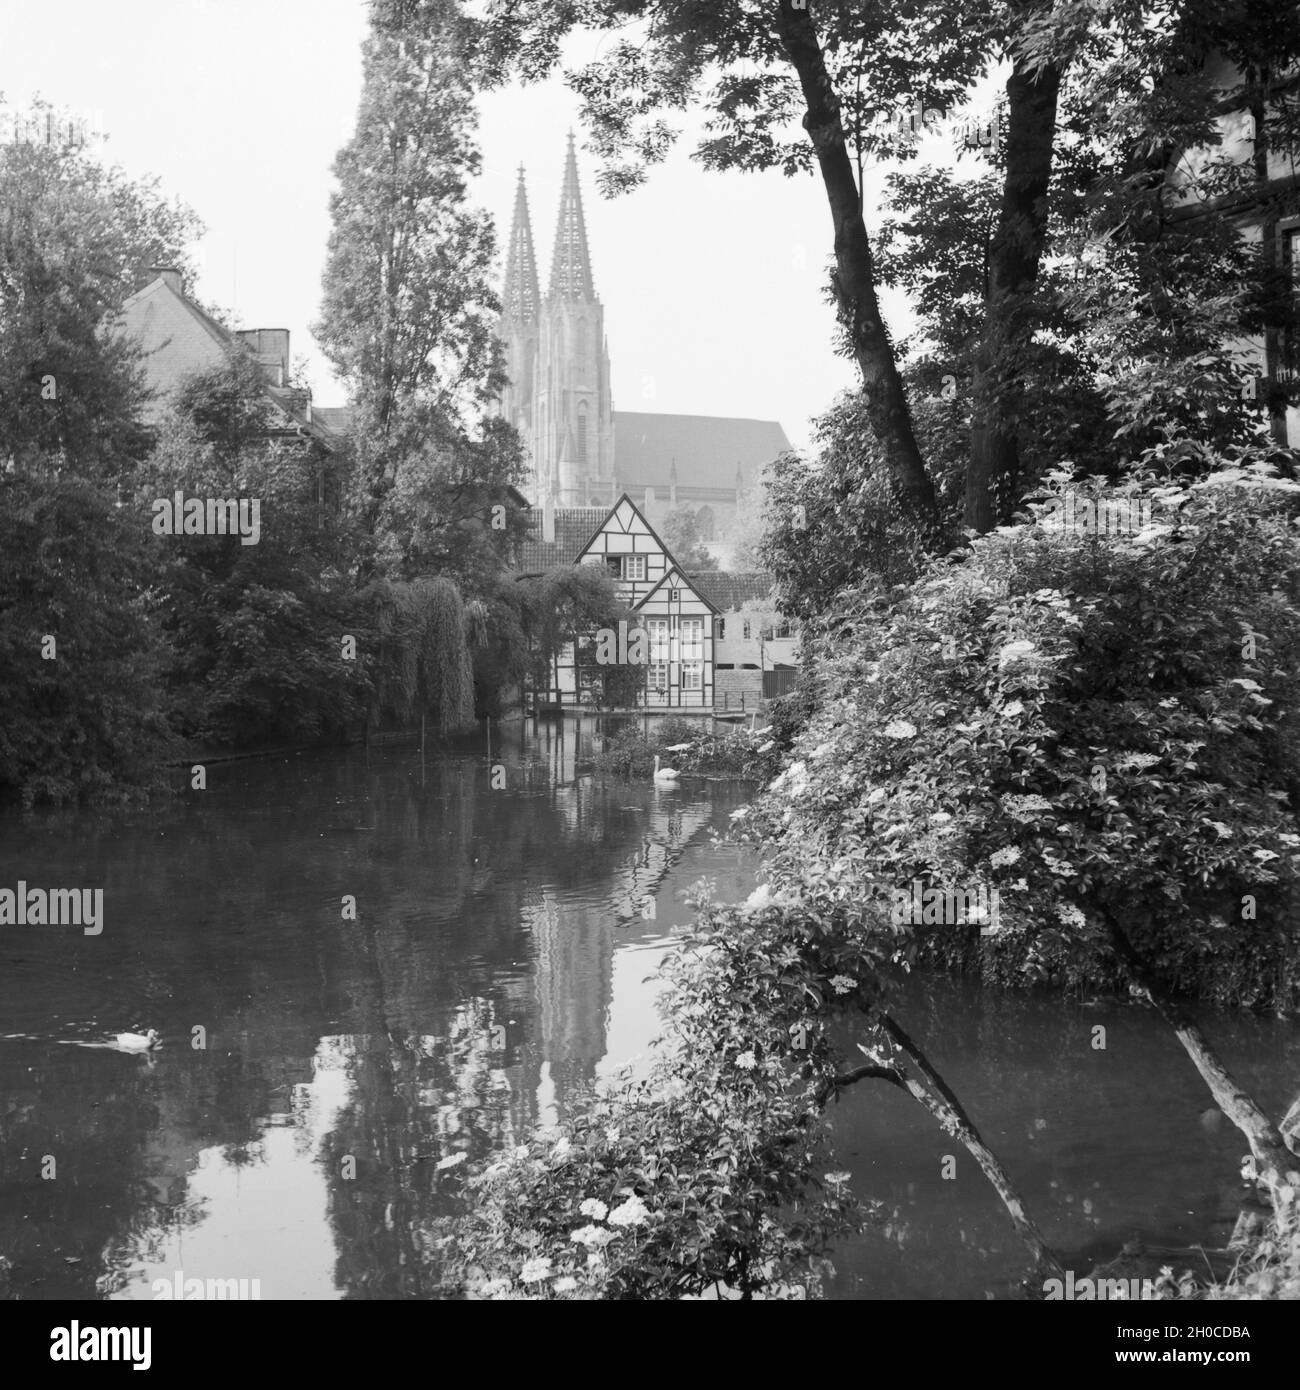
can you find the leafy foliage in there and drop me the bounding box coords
[435,897,870,1300]
[747,452,1300,1008]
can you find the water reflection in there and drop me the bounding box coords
[1,723,1296,1300]
[0,720,751,1299]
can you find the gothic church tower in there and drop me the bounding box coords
[498,135,614,507]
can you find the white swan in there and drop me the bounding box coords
[653,754,680,783]
[115,1028,160,1051]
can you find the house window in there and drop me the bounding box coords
[714,617,725,641]
[648,619,669,661]
[649,662,669,692]
[681,618,704,658]
[623,555,647,582]
[742,620,752,640]
[682,661,703,691]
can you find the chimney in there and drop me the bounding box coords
[542,491,555,544]
[152,267,184,295]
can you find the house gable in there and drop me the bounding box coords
[634,564,719,616]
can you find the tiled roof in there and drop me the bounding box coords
[515,507,610,572]
[118,276,348,452]
[612,411,792,492]
[686,571,777,612]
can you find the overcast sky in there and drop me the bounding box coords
[0,0,965,452]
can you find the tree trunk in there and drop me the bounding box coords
[826,1015,1065,1283]
[964,58,1062,533]
[876,1014,1066,1283]
[773,0,940,542]
[1104,912,1300,1193]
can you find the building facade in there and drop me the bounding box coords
[496,139,793,532]
[517,493,795,713]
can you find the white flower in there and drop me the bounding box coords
[744,884,772,912]
[587,1252,605,1268]
[553,1276,578,1293]
[607,1195,650,1228]
[735,1050,757,1070]
[824,1171,852,1186]
[1207,821,1233,839]
[552,1136,572,1158]
[579,1198,609,1222]
[883,719,918,739]
[520,1257,553,1284]
[477,1277,511,1298]
[931,812,953,824]
[1056,903,1086,929]
[605,1128,621,1145]
[830,975,856,995]
[1002,700,1025,717]
[953,721,981,733]
[867,787,887,805]
[997,640,1037,667]
[571,1225,615,1248]
[990,846,1021,867]
[514,1145,530,1159]
[435,1152,467,1171]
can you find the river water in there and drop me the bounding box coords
[0,725,1296,1299]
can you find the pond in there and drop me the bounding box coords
[0,724,1295,1299]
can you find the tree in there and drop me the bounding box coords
[468,0,1300,547]
[0,97,200,480]
[749,457,1300,1205]
[0,101,201,803]
[316,0,519,571]
[137,353,368,748]
[659,506,719,570]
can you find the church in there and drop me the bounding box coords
[495,135,791,539]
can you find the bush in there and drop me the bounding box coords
[433,900,870,1300]
[743,453,1300,1009]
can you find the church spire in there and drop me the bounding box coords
[502,165,540,324]
[548,132,595,300]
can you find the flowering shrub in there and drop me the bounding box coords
[744,456,1300,1008]
[433,899,874,1300]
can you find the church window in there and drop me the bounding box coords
[577,403,589,470]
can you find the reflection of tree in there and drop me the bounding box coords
[0,733,751,1298]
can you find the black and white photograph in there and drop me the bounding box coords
[1,0,1299,1353]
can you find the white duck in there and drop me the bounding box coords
[652,754,681,783]
[115,1028,160,1051]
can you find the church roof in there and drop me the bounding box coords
[686,571,778,613]
[612,411,792,492]
[516,506,610,573]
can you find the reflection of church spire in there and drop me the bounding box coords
[548,132,596,300]
[502,165,540,325]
